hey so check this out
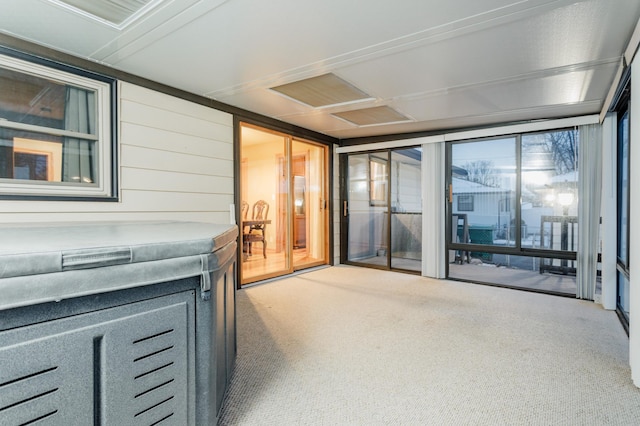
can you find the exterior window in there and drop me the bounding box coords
[0,51,116,199]
[457,195,474,211]
[617,107,630,323]
[369,155,387,206]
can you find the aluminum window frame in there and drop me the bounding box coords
[446,129,578,262]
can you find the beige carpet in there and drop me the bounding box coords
[218,265,639,425]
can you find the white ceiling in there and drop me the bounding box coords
[1,0,639,140]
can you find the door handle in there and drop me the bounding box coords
[343,200,348,217]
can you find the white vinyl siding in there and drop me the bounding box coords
[0,81,233,224]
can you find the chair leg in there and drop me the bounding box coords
[263,239,267,258]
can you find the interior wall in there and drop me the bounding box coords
[0,81,234,224]
[242,141,281,248]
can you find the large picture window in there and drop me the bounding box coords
[617,108,630,322]
[0,50,116,199]
[447,129,580,295]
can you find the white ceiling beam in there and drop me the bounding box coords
[625,15,640,65]
[336,115,599,153]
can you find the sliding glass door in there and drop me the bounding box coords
[345,152,389,267]
[291,139,328,271]
[390,149,422,270]
[239,123,329,285]
[447,129,579,295]
[343,147,422,273]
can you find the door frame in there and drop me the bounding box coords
[235,119,332,287]
[340,148,422,274]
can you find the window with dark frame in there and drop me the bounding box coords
[0,50,116,200]
[457,194,474,211]
[615,80,630,323]
[447,129,582,295]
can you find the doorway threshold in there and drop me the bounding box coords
[240,265,331,288]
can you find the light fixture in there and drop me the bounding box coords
[557,192,574,207]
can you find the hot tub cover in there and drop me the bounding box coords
[0,221,238,311]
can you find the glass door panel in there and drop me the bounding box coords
[521,130,578,274]
[240,125,290,283]
[347,153,389,267]
[390,148,422,271]
[451,138,517,252]
[448,131,580,296]
[292,139,328,270]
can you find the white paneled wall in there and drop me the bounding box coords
[0,81,234,224]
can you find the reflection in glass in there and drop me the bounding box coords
[0,129,96,184]
[369,156,387,206]
[0,65,98,186]
[521,130,578,260]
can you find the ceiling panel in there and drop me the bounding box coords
[0,0,119,56]
[336,1,634,101]
[0,0,638,140]
[395,62,619,120]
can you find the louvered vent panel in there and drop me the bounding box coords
[104,302,190,425]
[0,328,94,425]
[0,290,194,426]
[0,366,60,425]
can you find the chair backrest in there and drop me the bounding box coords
[241,201,249,220]
[240,201,250,233]
[252,200,269,221]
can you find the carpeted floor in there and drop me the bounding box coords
[218,265,639,425]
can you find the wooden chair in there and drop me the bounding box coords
[245,200,269,258]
